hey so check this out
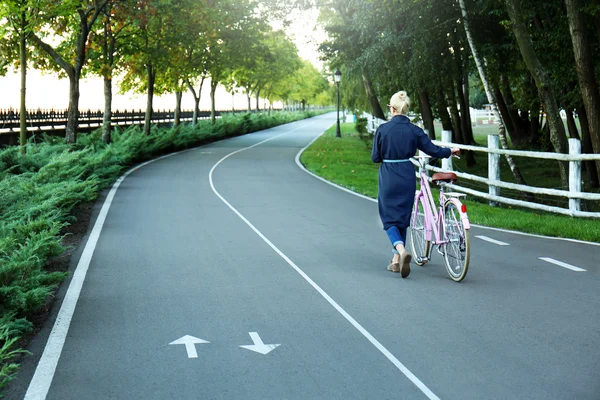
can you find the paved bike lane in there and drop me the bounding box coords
[17,116,428,400]
[210,124,600,400]
[11,114,600,400]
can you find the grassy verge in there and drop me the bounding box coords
[300,123,600,243]
[0,110,326,393]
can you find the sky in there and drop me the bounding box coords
[0,8,325,112]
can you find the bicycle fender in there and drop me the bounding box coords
[447,198,471,230]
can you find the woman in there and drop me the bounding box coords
[371,91,459,278]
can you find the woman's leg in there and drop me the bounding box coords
[388,226,411,278]
[386,226,405,263]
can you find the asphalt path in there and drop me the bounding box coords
[8,113,600,399]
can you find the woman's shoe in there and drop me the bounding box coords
[400,252,412,278]
[387,262,400,273]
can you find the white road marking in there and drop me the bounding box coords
[239,332,280,355]
[539,257,586,272]
[169,335,211,358]
[294,133,375,202]
[210,123,441,400]
[22,117,323,399]
[294,131,600,248]
[24,150,190,400]
[475,235,510,246]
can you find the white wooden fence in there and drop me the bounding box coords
[366,115,600,218]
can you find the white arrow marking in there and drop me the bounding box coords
[169,335,210,358]
[476,235,510,246]
[240,332,280,355]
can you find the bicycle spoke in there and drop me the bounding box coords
[410,196,430,265]
[443,201,470,281]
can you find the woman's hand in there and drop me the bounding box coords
[451,147,461,156]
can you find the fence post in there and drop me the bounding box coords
[418,149,429,176]
[569,138,581,214]
[488,133,500,206]
[442,130,453,171]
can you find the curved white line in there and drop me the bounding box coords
[210,122,441,400]
[294,132,600,247]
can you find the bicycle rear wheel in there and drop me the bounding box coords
[442,200,470,281]
[410,196,430,266]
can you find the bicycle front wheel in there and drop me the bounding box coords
[442,200,470,281]
[410,196,430,266]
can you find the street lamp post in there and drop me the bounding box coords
[334,69,342,138]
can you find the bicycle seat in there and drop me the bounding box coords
[432,172,458,183]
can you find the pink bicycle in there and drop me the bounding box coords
[410,156,471,282]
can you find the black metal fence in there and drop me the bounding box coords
[0,108,224,135]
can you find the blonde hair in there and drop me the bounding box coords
[388,91,410,115]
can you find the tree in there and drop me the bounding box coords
[119,0,184,135]
[30,0,109,143]
[0,0,42,153]
[504,0,569,187]
[88,0,137,143]
[565,0,600,179]
[458,0,527,183]
[204,0,264,121]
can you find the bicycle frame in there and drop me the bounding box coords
[414,165,471,257]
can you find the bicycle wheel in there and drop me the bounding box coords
[410,196,430,266]
[442,200,470,281]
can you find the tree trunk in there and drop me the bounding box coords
[593,6,600,45]
[436,91,453,131]
[210,79,217,124]
[566,108,580,139]
[505,0,569,187]
[494,85,516,140]
[144,63,155,135]
[67,11,92,143]
[457,78,476,166]
[19,15,27,154]
[256,88,261,112]
[448,93,463,145]
[458,0,528,187]
[101,15,114,144]
[565,0,600,177]
[500,74,529,145]
[247,92,251,112]
[174,90,182,127]
[418,89,436,139]
[461,70,475,145]
[578,104,600,188]
[529,104,541,145]
[186,77,204,125]
[66,72,81,143]
[102,76,112,144]
[362,73,385,120]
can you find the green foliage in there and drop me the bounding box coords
[0,326,30,392]
[355,117,372,147]
[355,117,368,135]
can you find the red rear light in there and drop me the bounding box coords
[461,204,467,213]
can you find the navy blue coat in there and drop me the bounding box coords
[371,115,451,230]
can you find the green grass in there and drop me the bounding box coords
[300,123,600,243]
[431,121,600,210]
